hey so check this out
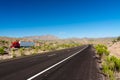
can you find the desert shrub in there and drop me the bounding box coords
[31,46,36,49]
[2,46,8,49]
[102,56,120,80]
[117,36,120,41]
[0,40,8,44]
[95,44,120,80]
[112,36,120,44]
[102,62,109,73]
[104,56,120,72]
[39,46,45,51]
[0,47,5,55]
[112,56,120,72]
[33,46,40,54]
[32,42,81,52]
[105,56,115,70]
[95,44,109,58]
[107,70,115,80]
[12,49,16,58]
[112,40,117,44]
[19,48,25,56]
[102,62,115,80]
[57,43,80,49]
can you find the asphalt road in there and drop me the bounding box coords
[0,45,100,80]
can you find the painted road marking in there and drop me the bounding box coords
[27,46,88,80]
[48,54,56,57]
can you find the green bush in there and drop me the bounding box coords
[105,56,120,72]
[105,56,115,70]
[95,44,109,58]
[0,47,5,55]
[33,46,40,54]
[112,40,117,44]
[19,48,25,56]
[95,44,120,80]
[102,56,120,80]
[12,49,16,58]
[112,56,120,72]
[102,62,115,80]
[112,36,120,44]
[107,70,115,80]
[0,40,8,44]
[117,36,120,41]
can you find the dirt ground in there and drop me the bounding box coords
[108,41,120,58]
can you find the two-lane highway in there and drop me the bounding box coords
[0,45,100,80]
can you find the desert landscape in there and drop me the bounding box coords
[0,35,119,60]
[0,35,120,80]
[0,0,120,80]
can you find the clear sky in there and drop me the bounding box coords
[0,0,120,38]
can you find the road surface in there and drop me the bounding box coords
[0,45,100,80]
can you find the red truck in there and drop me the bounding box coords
[10,41,20,48]
[10,41,35,48]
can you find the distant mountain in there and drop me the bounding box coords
[23,35,59,40]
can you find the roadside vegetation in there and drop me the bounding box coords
[32,42,81,52]
[112,36,120,44]
[0,41,81,60]
[19,48,25,56]
[95,44,109,59]
[0,47,5,55]
[0,40,8,45]
[11,49,16,58]
[95,44,120,80]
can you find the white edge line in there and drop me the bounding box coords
[27,45,88,80]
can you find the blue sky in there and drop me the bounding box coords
[0,0,120,38]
